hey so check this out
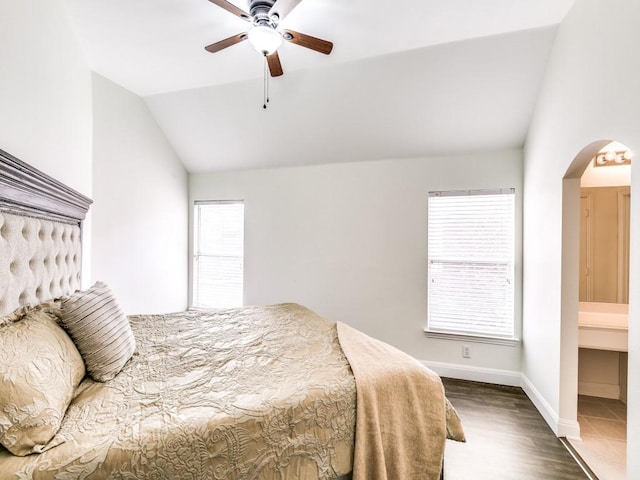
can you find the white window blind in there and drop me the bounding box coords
[193,201,244,308]
[427,189,515,339]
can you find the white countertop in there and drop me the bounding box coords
[578,302,628,351]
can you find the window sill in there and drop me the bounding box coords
[188,305,233,312]
[423,329,520,346]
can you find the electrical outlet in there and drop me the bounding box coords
[462,344,471,358]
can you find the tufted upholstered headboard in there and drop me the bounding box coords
[0,148,92,316]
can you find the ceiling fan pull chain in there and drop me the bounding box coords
[263,54,269,109]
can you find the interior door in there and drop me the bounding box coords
[579,193,592,302]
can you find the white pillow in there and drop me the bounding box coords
[60,282,136,382]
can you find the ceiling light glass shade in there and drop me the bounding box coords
[247,26,282,55]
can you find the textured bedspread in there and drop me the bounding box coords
[0,304,356,480]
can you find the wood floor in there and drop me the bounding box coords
[442,378,589,480]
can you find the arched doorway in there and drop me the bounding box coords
[561,139,632,479]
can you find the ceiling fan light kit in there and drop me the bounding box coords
[247,25,282,55]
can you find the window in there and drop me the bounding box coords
[193,201,244,308]
[427,189,515,339]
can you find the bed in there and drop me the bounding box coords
[0,148,464,480]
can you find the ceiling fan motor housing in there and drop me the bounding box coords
[250,0,278,26]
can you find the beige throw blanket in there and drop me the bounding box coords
[337,322,465,480]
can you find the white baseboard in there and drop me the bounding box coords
[422,362,582,440]
[519,374,557,432]
[422,360,521,387]
[520,374,581,439]
[578,381,620,399]
[558,419,582,441]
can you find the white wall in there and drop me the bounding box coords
[0,4,188,311]
[523,0,640,468]
[581,162,630,188]
[0,0,93,282]
[92,74,188,314]
[191,150,523,376]
[0,0,92,196]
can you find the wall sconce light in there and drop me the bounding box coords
[594,149,633,167]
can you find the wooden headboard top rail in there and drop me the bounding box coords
[0,148,93,316]
[0,148,92,225]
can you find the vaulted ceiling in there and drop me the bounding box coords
[66,0,576,172]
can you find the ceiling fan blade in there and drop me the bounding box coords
[267,51,284,77]
[281,29,333,55]
[208,0,252,21]
[269,0,303,22]
[204,33,248,53]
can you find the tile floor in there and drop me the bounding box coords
[569,395,627,480]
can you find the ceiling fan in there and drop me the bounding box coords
[204,0,333,77]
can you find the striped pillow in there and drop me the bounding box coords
[60,282,136,382]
